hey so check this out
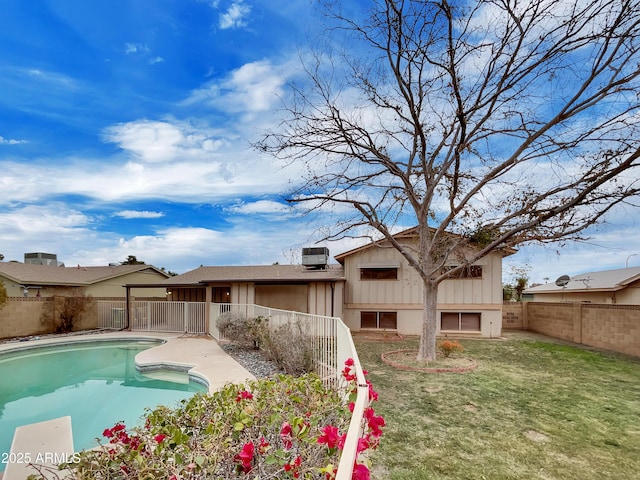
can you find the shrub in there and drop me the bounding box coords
[30,360,384,480]
[218,313,317,375]
[438,339,464,358]
[259,320,316,375]
[40,291,95,333]
[0,280,7,310]
[216,312,268,349]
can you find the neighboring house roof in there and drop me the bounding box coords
[525,266,640,294]
[334,226,517,263]
[165,264,345,286]
[0,262,170,287]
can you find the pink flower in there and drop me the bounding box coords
[258,437,270,454]
[367,380,379,402]
[367,414,385,437]
[234,442,254,474]
[357,436,370,453]
[284,456,302,478]
[154,433,167,443]
[345,358,355,367]
[317,425,341,449]
[103,422,126,439]
[280,422,293,449]
[129,435,141,451]
[342,366,357,382]
[236,390,253,402]
[352,463,370,480]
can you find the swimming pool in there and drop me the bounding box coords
[0,339,207,470]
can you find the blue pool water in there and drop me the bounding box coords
[0,340,206,470]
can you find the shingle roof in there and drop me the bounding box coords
[333,226,517,262]
[0,262,169,286]
[166,264,345,285]
[525,266,640,293]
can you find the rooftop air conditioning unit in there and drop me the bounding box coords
[24,252,58,266]
[302,247,330,269]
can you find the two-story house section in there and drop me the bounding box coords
[334,228,512,338]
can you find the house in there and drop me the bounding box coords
[334,228,509,338]
[524,266,640,304]
[0,261,170,298]
[160,264,345,318]
[152,228,510,338]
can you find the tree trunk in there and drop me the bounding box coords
[417,280,438,361]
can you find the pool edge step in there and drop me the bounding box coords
[4,416,74,480]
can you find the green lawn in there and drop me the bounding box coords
[355,331,640,480]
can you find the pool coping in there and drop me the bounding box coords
[1,331,256,480]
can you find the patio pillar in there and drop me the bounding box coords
[205,285,212,334]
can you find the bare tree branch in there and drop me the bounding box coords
[256,0,640,360]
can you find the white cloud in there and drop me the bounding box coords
[228,200,291,215]
[0,135,26,145]
[125,43,150,55]
[185,60,285,113]
[0,204,92,262]
[114,210,165,219]
[150,56,165,65]
[103,119,231,163]
[219,1,251,30]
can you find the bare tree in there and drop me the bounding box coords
[258,0,640,360]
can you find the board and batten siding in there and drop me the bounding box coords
[341,244,504,338]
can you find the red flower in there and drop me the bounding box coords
[338,433,347,450]
[236,390,253,402]
[352,463,370,480]
[342,366,357,382]
[348,402,355,412]
[234,442,254,474]
[367,380,379,402]
[154,434,167,443]
[284,456,302,478]
[129,435,141,451]
[112,423,126,433]
[367,414,385,437]
[357,436,370,453]
[103,422,126,439]
[258,437,270,454]
[317,425,341,449]
[345,358,354,367]
[280,422,293,449]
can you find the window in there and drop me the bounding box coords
[442,265,483,278]
[361,311,397,329]
[212,287,231,303]
[441,312,481,331]
[360,267,398,280]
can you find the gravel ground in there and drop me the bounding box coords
[220,343,282,379]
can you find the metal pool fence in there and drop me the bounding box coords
[97,300,369,480]
[97,300,206,333]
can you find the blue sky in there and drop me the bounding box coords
[0,0,638,284]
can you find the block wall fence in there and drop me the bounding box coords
[0,297,103,339]
[502,301,640,357]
